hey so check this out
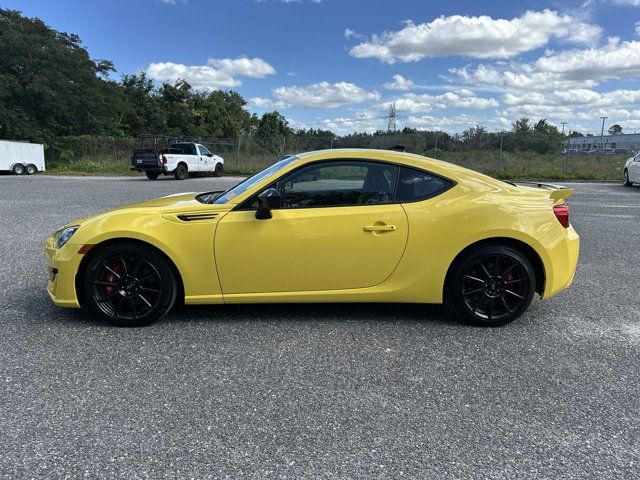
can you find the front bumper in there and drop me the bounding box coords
[536,224,580,299]
[45,236,82,308]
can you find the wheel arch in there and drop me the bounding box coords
[443,237,545,298]
[74,238,185,307]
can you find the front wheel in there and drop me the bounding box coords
[213,163,223,177]
[12,164,24,175]
[446,245,536,327]
[623,169,633,187]
[83,242,178,327]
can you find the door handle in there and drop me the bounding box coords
[363,224,397,232]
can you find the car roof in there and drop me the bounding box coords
[294,148,506,188]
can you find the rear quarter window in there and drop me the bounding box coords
[395,167,452,202]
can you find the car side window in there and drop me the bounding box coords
[275,161,398,209]
[395,167,452,202]
[199,145,211,156]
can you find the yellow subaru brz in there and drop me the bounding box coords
[45,149,579,327]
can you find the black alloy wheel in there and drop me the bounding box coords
[447,245,535,326]
[83,243,177,327]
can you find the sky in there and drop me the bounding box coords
[4,0,640,135]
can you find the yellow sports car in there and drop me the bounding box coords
[45,149,579,327]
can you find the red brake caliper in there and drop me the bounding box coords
[104,263,121,296]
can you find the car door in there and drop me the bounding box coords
[630,154,640,182]
[215,160,409,294]
[198,145,212,172]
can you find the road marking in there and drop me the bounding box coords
[571,202,638,208]
[581,213,635,219]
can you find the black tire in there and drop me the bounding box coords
[82,242,178,327]
[623,169,633,187]
[446,245,536,327]
[11,164,24,175]
[174,164,188,180]
[25,164,37,175]
[146,171,160,180]
[213,163,223,177]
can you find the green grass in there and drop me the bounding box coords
[46,150,628,181]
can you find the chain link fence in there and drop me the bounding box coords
[46,133,630,180]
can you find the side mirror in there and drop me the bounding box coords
[207,153,213,157]
[255,188,282,219]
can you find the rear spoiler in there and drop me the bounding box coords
[512,181,574,201]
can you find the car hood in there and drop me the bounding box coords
[61,192,232,230]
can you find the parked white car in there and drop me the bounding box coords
[132,141,224,180]
[623,153,640,186]
[0,140,46,175]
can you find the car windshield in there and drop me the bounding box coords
[211,155,298,204]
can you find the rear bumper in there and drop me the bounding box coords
[535,224,580,299]
[45,237,82,308]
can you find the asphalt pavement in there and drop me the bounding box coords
[0,174,638,479]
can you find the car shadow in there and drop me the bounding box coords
[28,295,461,329]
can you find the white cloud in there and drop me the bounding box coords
[609,0,640,5]
[207,57,276,78]
[345,28,365,41]
[636,21,640,36]
[387,91,499,113]
[383,74,414,90]
[535,38,640,81]
[158,0,186,4]
[404,114,485,130]
[249,81,381,109]
[450,63,599,91]
[145,57,275,90]
[348,10,601,63]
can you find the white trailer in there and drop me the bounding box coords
[0,140,46,175]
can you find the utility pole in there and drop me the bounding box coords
[561,122,566,134]
[498,131,504,171]
[600,116,607,151]
[433,131,438,158]
[563,125,569,175]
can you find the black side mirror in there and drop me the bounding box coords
[255,188,282,219]
[207,153,213,157]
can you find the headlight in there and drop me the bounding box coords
[54,226,79,248]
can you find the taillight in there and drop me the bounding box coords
[162,155,168,165]
[553,204,570,228]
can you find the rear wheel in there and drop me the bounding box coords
[623,169,633,186]
[213,163,223,177]
[25,164,37,175]
[145,171,160,180]
[12,164,24,175]
[83,243,178,327]
[446,245,535,327]
[174,164,188,180]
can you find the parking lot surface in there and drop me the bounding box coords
[0,175,639,479]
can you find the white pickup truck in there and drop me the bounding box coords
[131,141,224,180]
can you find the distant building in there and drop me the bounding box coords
[566,133,640,152]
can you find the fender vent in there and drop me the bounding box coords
[177,213,219,222]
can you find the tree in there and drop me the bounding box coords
[255,111,292,154]
[0,8,122,143]
[608,124,622,135]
